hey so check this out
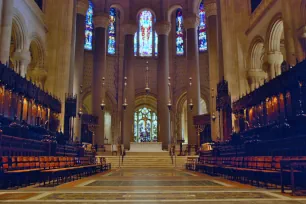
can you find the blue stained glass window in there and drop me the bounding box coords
[134,10,158,57]
[107,7,116,55]
[198,1,207,52]
[134,32,138,56]
[84,1,94,50]
[134,107,158,142]
[176,9,184,55]
[155,32,158,56]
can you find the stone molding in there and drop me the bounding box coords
[155,21,171,36]
[122,23,137,35]
[184,14,200,29]
[204,1,217,17]
[12,49,31,64]
[77,0,89,16]
[93,13,109,28]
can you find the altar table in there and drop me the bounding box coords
[129,142,163,152]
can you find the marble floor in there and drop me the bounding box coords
[0,168,306,203]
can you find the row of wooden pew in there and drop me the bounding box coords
[187,156,306,188]
[0,156,111,189]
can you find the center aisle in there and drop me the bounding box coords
[0,168,303,203]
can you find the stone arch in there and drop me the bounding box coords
[266,14,284,52]
[11,9,27,51]
[249,36,265,70]
[175,92,208,143]
[28,35,45,70]
[265,14,285,79]
[193,0,202,15]
[136,8,157,21]
[134,94,157,112]
[108,3,125,24]
[167,4,183,22]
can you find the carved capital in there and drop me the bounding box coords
[93,13,109,28]
[155,21,171,35]
[204,1,217,17]
[77,0,89,16]
[266,51,283,65]
[122,23,137,35]
[184,14,200,29]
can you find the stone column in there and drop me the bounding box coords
[0,0,13,63]
[205,0,219,141]
[266,51,283,80]
[185,15,201,146]
[92,13,108,146]
[155,21,171,149]
[122,23,137,149]
[73,0,88,141]
[247,70,267,91]
[11,50,31,77]
[281,0,297,66]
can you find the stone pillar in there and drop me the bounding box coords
[11,50,31,77]
[0,0,13,63]
[73,0,88,142]
[205,0,219,141]
[122,23,137,149]
[92,13,108,146]
[298,26,306,58]
[281,0,297,66]
[155,21,171,149]
[185,15,201,145]
[266,51,283,80]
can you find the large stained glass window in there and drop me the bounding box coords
[198,1,207,52]
[107,7,116,55]
[134,107,158,142]
[134,10,158,57]
[176,9,184,55]
[84,1,94,50]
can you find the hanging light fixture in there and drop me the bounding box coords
[167,77,172,111]
[122,77,128,111]
[78,84,83,118]
[188,77,194,111]
[145,61,150,94]
[100,77,106,111]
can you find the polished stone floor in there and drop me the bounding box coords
[0,168,306,203]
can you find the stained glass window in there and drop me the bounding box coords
[176,9,184,55]
[107,7,116,55]
[84,1,94,50]
[134,10,158,57]
[198,1,208,52]
[134,107,158,142]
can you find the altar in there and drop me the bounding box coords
[129,142,163,152]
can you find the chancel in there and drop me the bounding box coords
[0,0,306,203]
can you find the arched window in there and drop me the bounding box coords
[84,1,94,50]
[176,8,184,55]
[198,1,207,52]
[134,107,158,142]
[107,7,116,55]
[134,10,158,57]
